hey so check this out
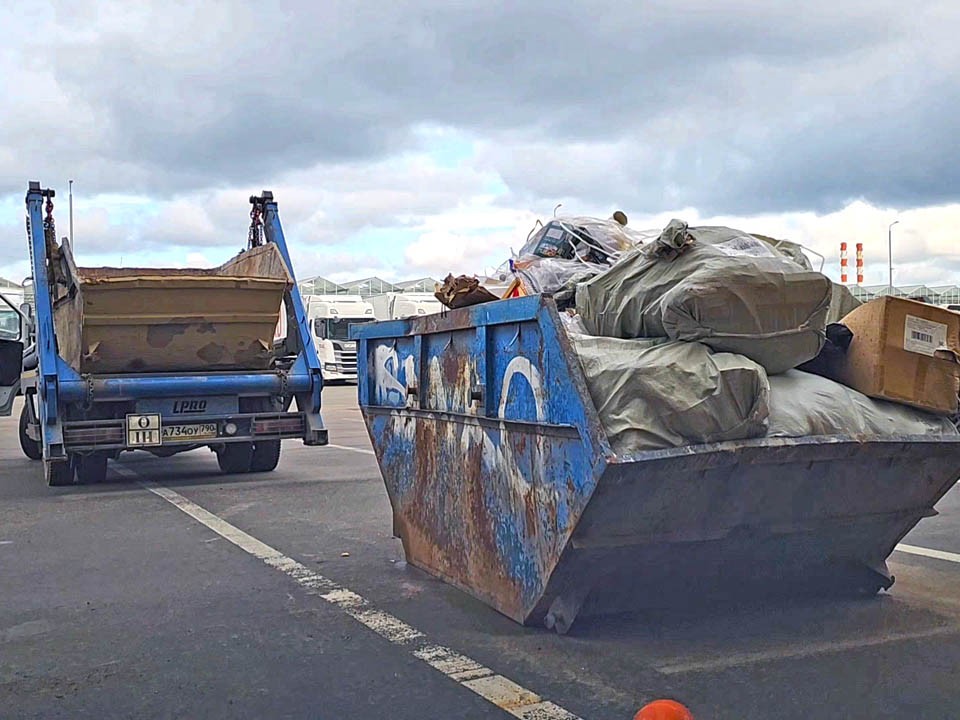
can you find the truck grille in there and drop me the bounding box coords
[334,348,357,374]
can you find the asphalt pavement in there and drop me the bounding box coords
[3,385,960,719]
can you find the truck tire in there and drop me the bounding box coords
[74,453,109,484]
[250,440,281,473]
[19,402,42,461]
[217,442,253,474]
[45,460,73,487]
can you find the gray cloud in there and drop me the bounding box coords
[1,0,957,221]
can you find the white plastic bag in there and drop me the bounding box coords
[768,370,959,437]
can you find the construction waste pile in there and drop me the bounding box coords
[435,215,960,454]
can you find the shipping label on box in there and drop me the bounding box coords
[903,314,948,357]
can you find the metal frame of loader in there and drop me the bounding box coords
[11,182,327,486]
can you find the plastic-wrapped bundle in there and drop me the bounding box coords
[511,257,599,304]
[570,334,770,455]
[510,216,652,303]
[519,216,650,265]
[576,219,833,374]
[768,370,959,438]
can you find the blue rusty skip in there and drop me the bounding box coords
[352,294,960,633]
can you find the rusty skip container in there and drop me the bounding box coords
[52,241,291,374]
[351,295,960,633]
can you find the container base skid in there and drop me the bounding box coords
[353,296,960,633]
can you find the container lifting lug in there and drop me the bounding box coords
[470,384,484,405]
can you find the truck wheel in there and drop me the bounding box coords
[217,443,253,474]
[74,453,109,484]
[250,440,281,473]
[19,402,42,460]
[45,460,74,487]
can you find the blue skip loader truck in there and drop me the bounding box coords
[0,182,327,485]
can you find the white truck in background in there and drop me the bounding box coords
[369,292,443,321]
[276,294,376,383]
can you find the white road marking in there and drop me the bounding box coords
[896,543,960,564]
[655,625,960,675]
[326,443,376,456]
[111,464,581,720]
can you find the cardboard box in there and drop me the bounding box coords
[838,297,960,415]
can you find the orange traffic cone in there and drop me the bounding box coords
[634,699,694,720]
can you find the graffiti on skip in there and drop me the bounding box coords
[373,343,544,421]
[498,356,545,422]
[373,344,414,406]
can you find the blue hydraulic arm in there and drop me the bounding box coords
[250,191,327,445]
[24,182,83,466]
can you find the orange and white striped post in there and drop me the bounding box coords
[856,242,864,285]
[840,242,848,284]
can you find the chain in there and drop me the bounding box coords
[248,201,263,249]
[43,194,56,246]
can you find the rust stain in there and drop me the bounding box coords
[516,433,528,454]
[233,339,271,366]
[440,348,466,386]
[146,323,189,348]
[523,487,539,538]
[196,342,227,364]
[396,415,524,619]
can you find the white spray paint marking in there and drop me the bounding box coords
[114,464,582,720]
[498,356,545,423]
[0,540,13,545]
[896,543,960,564]
[373,344,407,406]
[480,355,555,504]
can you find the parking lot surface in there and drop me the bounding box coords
[4,386,960,719]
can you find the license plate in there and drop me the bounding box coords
[127,414,162,447]
[162,423,219,442]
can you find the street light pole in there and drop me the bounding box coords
[68,179,74,245]
[888,220,899,292]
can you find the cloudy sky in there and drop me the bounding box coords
[2,0,958,289]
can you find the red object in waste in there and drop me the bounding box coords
[634,699,694,720]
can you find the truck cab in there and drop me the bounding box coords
[0,292,26,416]
[304,295,376,382]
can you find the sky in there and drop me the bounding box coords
[1,0,958,289]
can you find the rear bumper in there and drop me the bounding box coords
[321,368,357,381]
[61,411,326,452]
